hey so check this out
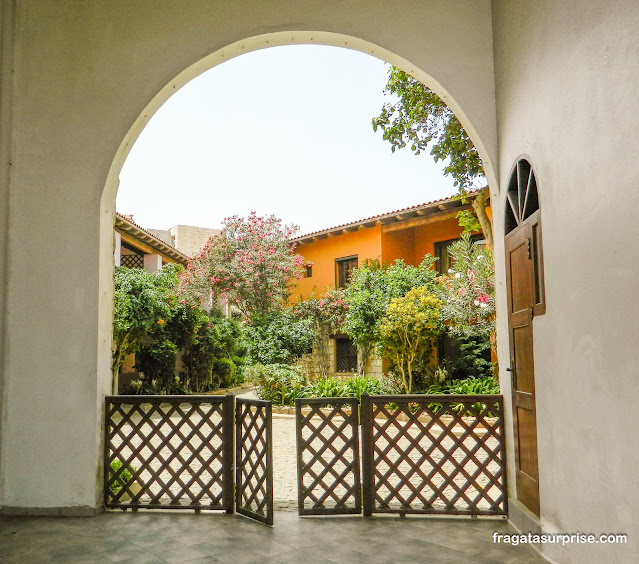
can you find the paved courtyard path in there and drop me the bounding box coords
[271,414,299,510]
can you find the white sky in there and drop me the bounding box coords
[117,45,457,236]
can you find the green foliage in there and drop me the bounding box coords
[135,339,179,393]
[439,233,495,341]
[343,375,386,400]
[426,375,499,395]
[342,257,438,372]
[109,459,136,494]
[244,308,313,365]
[372,67,484,192]
[425,375,500,416]
[187,314,245,391]
[247,363,308,406]
[378,287,443,394]
[451,337,494,380]
[212,358,242,389]
[250,370,387,405]
[303,377,347,399]
[456,209,482,234]
[111,265,179,390]
[114,263,248,395]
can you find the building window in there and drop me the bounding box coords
[435,236,485,275]
[335,337,358,372]
[530,214,546,315]
[336,255,358,288]
[306,264,313,278]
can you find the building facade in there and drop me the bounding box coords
[290,195,481,378]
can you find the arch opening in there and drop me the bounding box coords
[100,30,500,397]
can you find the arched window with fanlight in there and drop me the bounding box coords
[505,159,545,314]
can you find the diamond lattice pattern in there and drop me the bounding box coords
[105,398,229,509]
[369,397,506,515]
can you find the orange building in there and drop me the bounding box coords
[290,194,486,377]
[292,194,483,299]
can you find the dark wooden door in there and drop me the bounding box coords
[505,223,540,516]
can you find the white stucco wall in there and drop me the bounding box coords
[0,0,496,514]
[492,1,639,562]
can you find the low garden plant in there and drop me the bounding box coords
[109,459,137,494]
[247,363,307,406]
[425,375,499,395]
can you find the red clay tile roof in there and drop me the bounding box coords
[115,212,189,265]
[293,191,477,244]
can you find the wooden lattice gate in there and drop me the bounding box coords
[105,394,273,525]
[295,393,507,518]
[104,395,234,512]
[295,398,361,515]
[360,393,507,517]
[235,397,274,525]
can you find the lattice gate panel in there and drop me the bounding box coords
[236,398,273,525]
[361,394,507,517]
[296,398,361,515]
[105,395,234,511]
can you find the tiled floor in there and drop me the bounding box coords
[0,510,544,563]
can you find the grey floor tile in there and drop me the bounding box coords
[0,512,545,563]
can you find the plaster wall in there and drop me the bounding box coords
[492,1,639,561]
[380,227,416,265]
[411,216,470,264]
[0,0,497,512]
[293,225,383,300]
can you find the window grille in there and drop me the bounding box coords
[336,337,357,372]
[121,254,144,269]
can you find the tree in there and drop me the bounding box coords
[168,307,246,393]
[244,308,313,366]
[342,257,439,373]
[378,287,443,394]
[178,212,305,319]
[372,67,493,250]
[111,265,177,393]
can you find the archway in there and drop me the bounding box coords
[100,28,500,391]
[1,2,499,514]
[103,33,500,514]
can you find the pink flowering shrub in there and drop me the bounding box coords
[438,233,495,341]
[179,212,305,318]
[293,288,349,378]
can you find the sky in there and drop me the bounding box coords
[117,45,457,237]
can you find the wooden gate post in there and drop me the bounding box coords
[223,393,235,514]
[360,392,373,517]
